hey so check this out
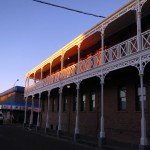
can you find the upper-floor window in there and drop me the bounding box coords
[89,91,96,111]
[63,95,67,112]
[81,93,86,111]
[136,85,147,111]
[72,94,77,112]
[118,86,127,111]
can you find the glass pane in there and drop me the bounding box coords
[120,90,126,97]
[122,101,126,110]
[122,98,126,102]
[93,100,95,109]
[83,95,86,102]
[92,93,95,100]
[119,86,126,111]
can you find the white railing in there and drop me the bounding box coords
[103,36,138,63]
[25,29,150,93]
[142,29,150,50]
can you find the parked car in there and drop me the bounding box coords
[0,111,3,124]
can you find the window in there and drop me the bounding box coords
[118,86,127,111]
[63,95,67,112]
[81,93,86,111]
[90,91,96,111]
[73,95,77,112]
[136,85,147,111]
[52,98,55,112]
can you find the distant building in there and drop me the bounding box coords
[24,0,150,149]
[0,86,38,124]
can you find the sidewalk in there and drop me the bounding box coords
[22,125,129,150]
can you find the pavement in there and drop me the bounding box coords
[1,123,139,150]
[22,124,128,150]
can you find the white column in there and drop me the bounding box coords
[139,71,148,147]
[57,86,63,136]
[74,82,80,141]
[101,28,105,65]
[136,0,142,51]
[77,45,81,74]
[45,90,51,132]
[36,93,41,129]
[29,95,34,127]
[27,77,29,87]
[99,77,105,146]
[23,97,28,127]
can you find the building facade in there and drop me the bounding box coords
[24,0,150,149]
[0,86,39,124]
[0,86,25,123]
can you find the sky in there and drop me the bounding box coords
[0,0,128,93]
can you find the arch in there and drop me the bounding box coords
[34,68,41,83]
[141,0,150,50]
[63,45,78,68]
[80,31,101,60]
[105,10,136,48]
[105,66,139,84]
[28,73,34,86]
[144,61,150,75]
[42,63,50,79]
[141,0,150,19]
[51,55,61,74]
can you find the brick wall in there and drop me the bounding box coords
[40,64,150,145]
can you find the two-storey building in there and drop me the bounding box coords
[24,0,150,149]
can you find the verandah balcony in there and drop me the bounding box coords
[25,29,150,93]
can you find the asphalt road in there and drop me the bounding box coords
[0,125,107,150]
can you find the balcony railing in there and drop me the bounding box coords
[25,29,150,93]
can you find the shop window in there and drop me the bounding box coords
[118,86,127,111]
[81,93,86,111]
[90,91,96,111]
[136,85,147,111]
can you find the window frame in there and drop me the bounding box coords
[118,86,127,111]
[89,90,96,111]
[81,93,86,111]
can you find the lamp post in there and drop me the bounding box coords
[13,79,19,87]
[10,79,19,122]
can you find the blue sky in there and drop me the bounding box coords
[0,0,128,92]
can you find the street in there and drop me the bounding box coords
[0,125,107,150]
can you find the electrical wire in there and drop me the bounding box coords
[33,0,105,18]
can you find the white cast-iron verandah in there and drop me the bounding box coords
[24,0,149,149]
